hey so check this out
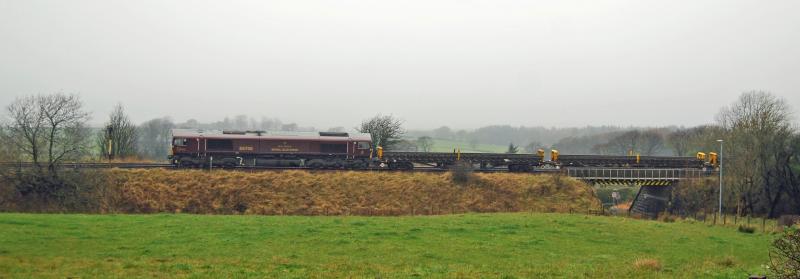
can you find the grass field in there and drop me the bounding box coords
[429,138,508,153]
[0,213,773,278]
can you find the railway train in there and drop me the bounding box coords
[168,129,718,171]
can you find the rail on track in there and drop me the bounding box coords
[1,162,718,177]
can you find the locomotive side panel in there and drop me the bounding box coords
[232,139,260,155]
[259,139,314,154]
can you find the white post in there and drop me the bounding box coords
[719,141,723,216]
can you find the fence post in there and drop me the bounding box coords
[713,213,717,225]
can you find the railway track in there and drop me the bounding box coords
[0,162,528,173]
[0,162,174,169]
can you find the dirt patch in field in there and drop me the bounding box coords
[97,169,600,215]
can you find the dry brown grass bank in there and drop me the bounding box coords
[98,169,600,215]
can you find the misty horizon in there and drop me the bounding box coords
[2,0,799,129]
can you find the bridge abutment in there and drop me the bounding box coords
[629,185,673,219]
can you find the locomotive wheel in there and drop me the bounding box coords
[348,161,368,170]
[307,159,325,169]
[179,160,193,168]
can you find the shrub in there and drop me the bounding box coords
[0,167,108,212]
[738,225,756,234]
[778,215,800,227]
[769,227,800,279]
[449,161,476,185]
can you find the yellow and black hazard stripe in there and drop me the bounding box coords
[589,179,676,187]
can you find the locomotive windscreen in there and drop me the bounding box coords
[321,143,347,153]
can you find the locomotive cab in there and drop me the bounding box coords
[168,138,187,160]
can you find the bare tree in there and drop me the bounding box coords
[506,143,519,154]
[137,117,175,160]
[524,141,543,153]
[717,91,797,217]
[2,94,91,170]
[416,136,433,152]
[259,117,282,130]
[590,142,613,155]
[592,129,664,156]
[97,104,137,160]
[0,127,20,161]
[667,129,691,156]
[357,114,405,150]
[638,130,665,156]
[684,125,726,154]
[281,123,298,131]
[3,96,45,166]
[233,115,249,130]
[596,130,640,155]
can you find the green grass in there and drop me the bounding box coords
[429,138,509,153]
[0,213,774,278]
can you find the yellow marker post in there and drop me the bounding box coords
[377,146,384,160]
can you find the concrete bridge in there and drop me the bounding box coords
[564,167,718,218]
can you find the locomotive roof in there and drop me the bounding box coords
[171,129,372,142]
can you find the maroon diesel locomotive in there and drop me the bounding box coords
[169,129,373,169]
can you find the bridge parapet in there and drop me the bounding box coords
[565,167,716,186]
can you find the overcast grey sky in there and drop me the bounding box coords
[1,0,798,130]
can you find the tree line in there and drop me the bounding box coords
[1,91,798,217]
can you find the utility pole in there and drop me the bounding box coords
[717,139,723,218]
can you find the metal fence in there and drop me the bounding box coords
[565,168,716,180]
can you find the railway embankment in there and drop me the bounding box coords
[1,169,600,215]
